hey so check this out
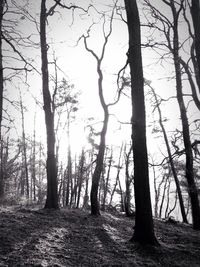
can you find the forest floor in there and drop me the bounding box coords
[0,207,200,267]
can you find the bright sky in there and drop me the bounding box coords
[3,0,199,172]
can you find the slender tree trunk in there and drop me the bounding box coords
[65,149,72,206]
[168,190,178,218]
[118,178,125,212]
[109,144,123,207]
[40,0,58,209]
[76,149,85,209]
[159,174,169,218]
[0,0,4,140]
[0,1,4,199]
[164,178,171,219]
[124,0,158,245]
[38,142,43,204]
[32,113,36,201]
[124,144,132,217]
[191,0,200,85]
[102,148,112,211]
[20,93,29,199]
[170,1,200,229]
[149,85,188,223]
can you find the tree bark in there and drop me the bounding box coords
[124,0,158,245]
[40,0,58,209]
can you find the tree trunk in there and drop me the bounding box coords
[65,149,72,206]
[90,110,109,215]
[0,0,4,140]
[40,0,58,209]
[170,1,200,229]
[20,93,29,199]
[76,149,85,209]
[149,84,188,223]
[159,174,169,218]
[191,0,200,86]
[102,148,112,211]
[124,0,158,245]
[124,144,132,217]
[0,1,4,198]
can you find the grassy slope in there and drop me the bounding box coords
[0,207,200,266]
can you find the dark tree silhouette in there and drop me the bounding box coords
[124,0,158,245]
[191,0,200,83]
[40,0,58,209]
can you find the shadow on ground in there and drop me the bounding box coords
[0,207,200,266]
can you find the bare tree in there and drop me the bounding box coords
[40,0,58,209]
[80,4,123,215]
[163,0,200,230]
[147,81,188,223]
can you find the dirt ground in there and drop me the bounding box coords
[0,207,200,267]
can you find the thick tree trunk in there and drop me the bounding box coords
[171,2,200,230]
[40,0,58,209]
[124,0,158,245]
[191,0,200,86]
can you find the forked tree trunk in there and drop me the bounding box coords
[40,0,58,209]
[124,0,158,245]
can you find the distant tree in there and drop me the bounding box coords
[124,0,158,245]
[101,147,113,211]
[19,92,29,199]
[124,143,134,217]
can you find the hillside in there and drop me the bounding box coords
[0,207,200,266]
